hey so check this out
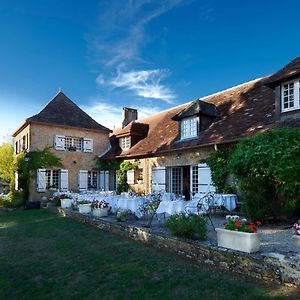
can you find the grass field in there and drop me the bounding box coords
[0,210,297,299]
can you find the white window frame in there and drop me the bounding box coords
[45,169,61,190]
[169,167,183,195]
[88,170,99,189]
[119,136,131,150]
[64,136,83,152]
[180,116,199,140]
[281,78,300,112]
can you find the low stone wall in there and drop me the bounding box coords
[55,208,300,286]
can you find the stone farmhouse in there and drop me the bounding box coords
[13,56,300,201]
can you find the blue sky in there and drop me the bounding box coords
[1,0,300,143]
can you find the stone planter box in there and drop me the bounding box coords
[293,235,300,248]
[216,228,260,253]
[78,204,91,214]
[92,207,109,217]
[60,198,72,209]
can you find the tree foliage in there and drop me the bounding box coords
[229,128,300,220]
[0,143,14,182]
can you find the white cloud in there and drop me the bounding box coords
[91,0,186,68]
[108,69,175,103]
[81,100,161,130]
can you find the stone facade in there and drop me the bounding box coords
[14,122,110,201]
[126,146,214,195]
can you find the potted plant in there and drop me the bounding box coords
[292,220,300,247]
[59,194,73,209]
[216,215,262,253]
[77,200,91,214]
[91,200,110,217]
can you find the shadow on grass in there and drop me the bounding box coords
[0,209,297,300]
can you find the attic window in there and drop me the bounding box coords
[181,116,199,140]
[119,136,131,150]
[281,79,300,112]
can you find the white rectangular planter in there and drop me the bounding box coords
[216,228,260,253]
[293,235,300,248]
[92,208,109,217]
[78,204,91,214]
[61,198,72,209]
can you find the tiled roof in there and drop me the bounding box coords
[104,76,277,159]
[114,121,149,137]
[265,56,300,87]
[24,92,111,133]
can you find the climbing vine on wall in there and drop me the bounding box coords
[203,146,236,194]
[116,161,138,194]
[15,147,62,202]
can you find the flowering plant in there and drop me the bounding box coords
[293,220,300,235]
[91,200,110,209]
[224,215,262,233]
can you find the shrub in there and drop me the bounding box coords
[229,128,300,221]
[0,191,24,208]
[166,214,207,240]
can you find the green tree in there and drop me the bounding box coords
[0,143,14,183]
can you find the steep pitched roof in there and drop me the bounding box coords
[17,92,111,134]
[104,76,276,159]
[265,56,300,88]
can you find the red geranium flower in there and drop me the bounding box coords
[234,220,241,227]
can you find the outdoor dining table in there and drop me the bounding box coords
[156,194,238,216]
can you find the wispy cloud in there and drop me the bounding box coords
[97,69,175,103]
[89,0,188,104]
[81,99,161,130]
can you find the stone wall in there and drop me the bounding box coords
[127,146,214,194]
[28,123,110,201]
[56,208,300,286]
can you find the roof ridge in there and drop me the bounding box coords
[199,76,266,101]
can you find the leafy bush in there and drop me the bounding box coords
[166,214,207,240]
[229,128,300,221]
[0,191,24,208]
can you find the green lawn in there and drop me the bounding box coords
[0,210,295,300]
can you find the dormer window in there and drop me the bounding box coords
[281,79,300,112]
[181,116,199,140]
[119,136,131,150]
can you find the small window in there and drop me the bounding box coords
[88,171,98,189]
[119,136,131,150]
[46,170,60,189]
[180,116,199,140]
[281,79,300,112]
[64,136,83,151]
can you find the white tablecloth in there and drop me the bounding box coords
[156,194,238,216]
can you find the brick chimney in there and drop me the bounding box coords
[122,107,138,128]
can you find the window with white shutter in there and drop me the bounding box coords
[37,169,46,192]
[78,170,88,191]
[54,135,65,150]
[83,138,93,153]
[151,167,166,192]
[197,163,215,195]
[60,169,69,192]
[99,170,110,191]
[127,170,135,185]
